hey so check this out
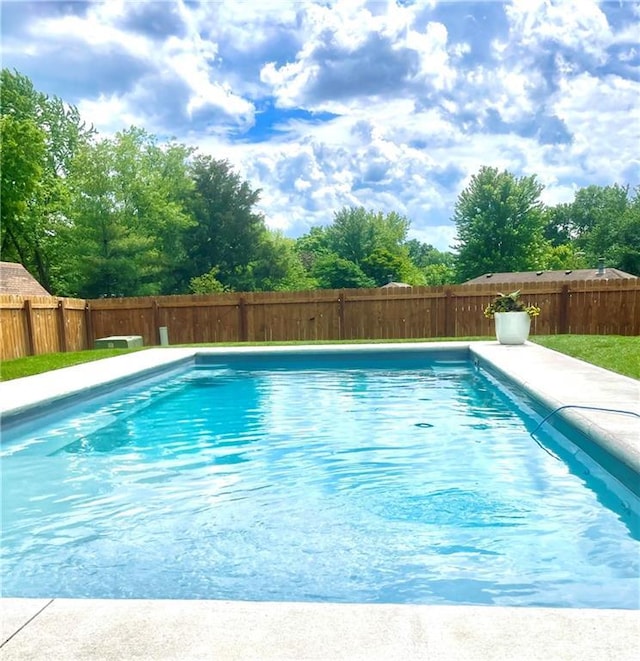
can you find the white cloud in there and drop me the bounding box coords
[552,72,640,182]
[36,9,151,60]
[539,182,579,207]
[505,0,612,59]
[409,225,458,253]
[261,2,455,110]
[76,94,144,135]
[23,0,255,131]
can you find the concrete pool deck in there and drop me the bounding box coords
[1,341,639,659]
[2,598,639,660]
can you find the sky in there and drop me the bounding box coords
[2,0,639,251]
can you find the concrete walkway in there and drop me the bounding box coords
[2,598,639,660]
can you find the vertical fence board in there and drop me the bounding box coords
[57,299,67,352]
[0,300,29,360]
[64,300,88,352]
[23,299,36,355]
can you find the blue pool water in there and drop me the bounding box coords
[2,353,638,608]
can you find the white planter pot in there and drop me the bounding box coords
[494,311,531,345]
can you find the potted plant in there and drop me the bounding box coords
[484,290,540,345]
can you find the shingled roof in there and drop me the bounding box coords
[462,267,637,285]
[380,281,412,288]
[0,262,51,296]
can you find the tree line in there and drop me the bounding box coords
[1,69,638,299]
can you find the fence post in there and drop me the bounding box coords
[84,301,93,349]
[152,299,160,345]
[444,288,455,337]
[558,284,570,334]
[238,296,248,342]
[23,299,36,356]
[57,299,68,352]
[338,291,346,340]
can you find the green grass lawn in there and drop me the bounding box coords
[1,335,638,381]
[530,335,640,380]
[0,348,147,381]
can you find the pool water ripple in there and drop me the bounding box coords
[1,361,638,607]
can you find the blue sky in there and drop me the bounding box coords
[2,0,639,251]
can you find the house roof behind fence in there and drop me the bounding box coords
[0,261,51,296]
[380,281,412,288]
[462,268,637,285]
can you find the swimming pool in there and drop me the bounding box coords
[1,345,638,608]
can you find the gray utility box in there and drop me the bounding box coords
[94,335,144,349]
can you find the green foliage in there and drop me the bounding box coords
[453,166,546,281]
[249,232,317,291]
[0,113,46,257]
[582,187,640,275]
[543,203,575,246]
[543,184,640,275]
[67,128,194,297]
[405,238,456,284]
[361,248,408,285]
[405,239,454,268]
[422,263,456,286]
[295,226,330,271]
[182,156,266,292]
[361,247,427,286]
[609,207,640,274]
[189,267,227,294]
[483,290,540,319]
[312,254,376,289]
[541,243,588,271]
[296,208,422,289]
[325,207,410,264]
[405,239,434,267]
[570,184,629,237]
[0,68,94,293]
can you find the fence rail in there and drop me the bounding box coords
[1,279,638,361]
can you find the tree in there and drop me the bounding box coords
[361,248,407,285]
[295,226,330,271]
[589,190,640,275]
[295,208,418,287]
[612,209,640,275]
[0,114,45,260]
[543,184,640,275]
[325,207,410,264]
[569,184,629,239]
[67,128,193,297]
[190,267,226,294]
[248,232,316,291]
[422,263,456,286]
[541,244,588,271]
[311,254,376,289]
[361,247,426,286]
[0,69,93,293]
[453,166,546,281]
[405,238,456,284]
[182,156,268,292]
[543,203,575,246]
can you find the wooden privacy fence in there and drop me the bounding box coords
[1,279,638,361]
[0,295,88,361]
